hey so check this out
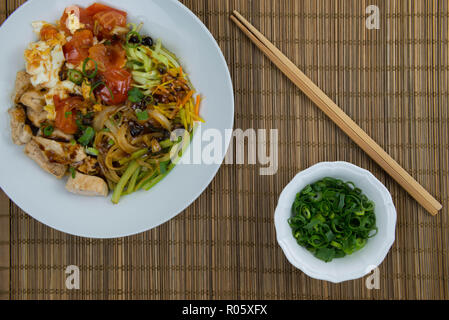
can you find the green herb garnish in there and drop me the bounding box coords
[289,177,377,262]
[136,109,149,121]
[128,87,145,103]
[78,126,95,146]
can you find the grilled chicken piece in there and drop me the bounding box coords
[37,128,74,142]
[19,89,48,127]
[12,71,32,103]
[33,136,87,164]
[27,108,48,127]
[8,106,33,145]
[19,89,46,112]
[66,172,108,197]
[24,139,67,178]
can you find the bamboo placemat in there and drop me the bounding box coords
[0,0,448,300]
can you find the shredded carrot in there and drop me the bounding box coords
[194,95,201,115]
[178,90,194,108]
[191,113,205,123]
[152,79,175,95]
[179,66,183,77]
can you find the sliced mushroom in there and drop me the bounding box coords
[8,106,33,145]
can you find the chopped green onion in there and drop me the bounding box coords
[126,31,142,48]
[89,81,104,103]
[65,111,72,119]
[42,125,54,137]
[82,58,98,79]
[68,69,84,85]
[69,167,76,179]
[289,177,377,262]
[144,94,154,105]
[89,81,115,103]
[78,126,95,146]
[85,147,99,156]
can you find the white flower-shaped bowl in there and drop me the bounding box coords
[274,162,397,283]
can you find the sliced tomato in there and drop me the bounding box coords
[71,29,94,47]
[97,68,132,105]
[93,10,127,33]
[63,29,94,65]
[88,44,108,71]
[54,96,84,134]
[40,25,59,41]
[79,8,95,30]
[85,3,127,17]
[88,43,126,71]
[63,42,88,66]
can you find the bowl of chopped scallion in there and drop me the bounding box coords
[274,162,396,283]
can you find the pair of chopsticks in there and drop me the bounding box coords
[230,11,442,215]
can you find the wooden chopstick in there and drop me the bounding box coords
[231,11,442,215]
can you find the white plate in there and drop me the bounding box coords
[0,0,234,238]
[274,162,396,283]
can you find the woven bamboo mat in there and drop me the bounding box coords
[0,0,448,300]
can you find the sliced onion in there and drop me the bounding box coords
[116,125,140,154]
[148,109,171,131]
[93,106,120,131]
[111,26,130,36]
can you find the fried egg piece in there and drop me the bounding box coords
[24,41,65,89]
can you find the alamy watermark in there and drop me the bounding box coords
[168,127,279,176]
[366,5,380,30]
[65,265,80,290]
[365,265,380,290]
